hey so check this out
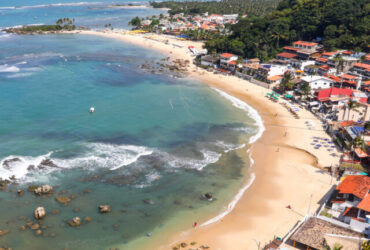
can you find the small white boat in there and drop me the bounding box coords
[89,107,95,113]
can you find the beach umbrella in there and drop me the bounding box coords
[313,140,319,142]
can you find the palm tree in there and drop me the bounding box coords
[346,100,359,121]
[333,54,344,74]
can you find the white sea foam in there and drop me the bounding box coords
[0,64,20,73]
[201,173,256,227]
[54,143,153,171]
[214,141,246,153]
[211,87,265,143]
[167,149,222,171]
[0,152,53,181]
[6,72,34,78]
[0,2,103,10]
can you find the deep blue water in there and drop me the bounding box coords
[0,2,261,249]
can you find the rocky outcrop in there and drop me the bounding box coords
[34,185,53,195]
[99,205,111,213]
[68,217,81,227]
[34,207,46,220]
[0,230,9,236]
[2,158,21,169]
[37,159,58,169]
[55,196,71,206]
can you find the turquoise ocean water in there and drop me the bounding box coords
[0,1,262,249]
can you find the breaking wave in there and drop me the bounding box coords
[211,87,265,143]
[0,2,103,10]
[0,64,20,73]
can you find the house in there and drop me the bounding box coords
[351,62,370,79]
[330,175,370,235]
[292,41,321,60]
[219,53,238,70]
[255,64,288,83]
[318,65,336,75]
[266,75,283,85]
[275,52,297,63]
[286,217,362,249]
[337,101,370,122]
[301,75,333,90]
[293,41,319,50]
[327,56,360,73]
[200,55,219,67]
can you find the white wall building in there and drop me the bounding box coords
[301,75,334,90]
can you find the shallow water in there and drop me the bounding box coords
[0,30,261,249]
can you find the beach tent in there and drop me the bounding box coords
[284,94,293,99]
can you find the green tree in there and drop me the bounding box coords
[346,100,359,121]
[301,81,311,98]
[128,16,141,27]
[279,72,295,92]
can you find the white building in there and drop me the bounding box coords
[219,53,238,69]
[301,75,334,90]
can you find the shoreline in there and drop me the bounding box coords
[55,30,340,248]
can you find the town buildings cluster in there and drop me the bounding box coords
[196,41,370,249]
[140,12,239,34]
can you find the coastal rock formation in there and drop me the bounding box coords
[55,196,71,206]
[204,193,213,200]
[34,185,53,195]
[0,230,9,236]
[83,216,92,223]
[34,207,46,220]
[37,159,58,169]
[143,199,154,205]
[35,229,42,236]
[68,217,81,227]
[2,158,21,169]
[17,190,23,196]
[99,205,111,213]
[30,224,39,230]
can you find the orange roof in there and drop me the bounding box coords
[336,175,370,199]
[227,60,237,65]
[220,53,236,58]
[354,63,370,70]
[276,52,297,59]
[354,148,370,158]
[340,120,356,127]
[283,46,300,51]
[342,74,357,80]
[343,50,353,55]
[267,75,283,81]
[323,51,339,56]
[319,65,332,71]
[325,74,341,83]
[316,57,328,62]
[293,41,318,47]
[357,194,370,212]
[363,80,370,86]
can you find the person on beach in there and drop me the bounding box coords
[193,222,198,227]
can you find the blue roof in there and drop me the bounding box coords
[351,126,364,136]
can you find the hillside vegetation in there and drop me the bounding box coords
[204,0,370,61]
[150,0,281,16]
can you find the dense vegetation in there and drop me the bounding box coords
[204,0,370,61]
[4,18,76,33]
[150,0,281,16]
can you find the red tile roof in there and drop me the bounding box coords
[336,175,370,199]
[363,80,370,86]
[227,60,237,65]
[283,46,300,51]
[343,51,353,55]
[319,65,332,71]
[357,194,370,212]
[317,87,353,101]
[276,52,297,59]
[293,41,318,47]
[325,74,341,83]
[220,53,236,58]
[354,63,370,70]
[316,57,328,62]
[342,74,358,80]
[343,206,359,217]
[322,51,339,56]
[340,120,356,127]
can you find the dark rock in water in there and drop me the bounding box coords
[120,208,127,213]
[19,225,26,231]
[56,196,71,206]
[34,207,46,220]
[37,159,58,169]
[41,225,46,230]
[68,217,81,227]
[34,185,53,195]
[51,209,60,215]
[27,165,35,171]
[204,193,213,200]
[17,190,23,196]
[99,205,111,213]
[143,199,154,205]
[83,189,91,194]
[83,216,92,223]
[2,158,21,169]
[0,230,9,236]
[30,224,40,230]
[28,185,38,192]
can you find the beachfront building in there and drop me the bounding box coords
[350,61,370,80]
[219,53,238,71]
[255,64,288,83]
[200,55,219,67]
[301,75,334,91]
[285,217,363,249]
[329,175,370,236]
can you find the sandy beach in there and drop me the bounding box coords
[69,30,340,249]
